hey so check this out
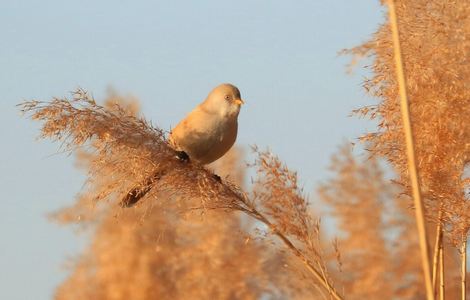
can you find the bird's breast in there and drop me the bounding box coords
[171,115,238,164]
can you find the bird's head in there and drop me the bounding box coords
[202,83,244,119]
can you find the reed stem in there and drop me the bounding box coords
[433,208,444,294]
[251,210,343,300]
[461,237,467,300]
[439,231,445,300]
[387,1,434,299]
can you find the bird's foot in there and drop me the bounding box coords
[175,151,190,162]
[212,174,222,182]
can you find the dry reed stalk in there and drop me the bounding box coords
[433,208,444,293]
[264,223,340,299]
[248,208,343,300]
[439,237,445,300]
[387,1,434,299]
[461,237,467,300]
[432,225,442,292]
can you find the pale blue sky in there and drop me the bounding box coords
[0,1,383,299]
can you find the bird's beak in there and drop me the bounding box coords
[234,99,245,106]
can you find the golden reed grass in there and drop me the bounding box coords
[19,0,468,298]
[347,0,469,298]
[19,92,342,299]
[387,1,433,298]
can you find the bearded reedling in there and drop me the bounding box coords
[121,83,244,207]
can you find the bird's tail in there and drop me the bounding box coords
[120,172,161,207]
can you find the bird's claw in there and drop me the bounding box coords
[175,151,190,162]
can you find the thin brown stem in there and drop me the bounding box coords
[432,225,442,292]
[187,166,342,299]
[439,236,445,300]
[461,236,467,300]
[387,1,434,299]
[249,208,343,300]
[433,208,444,294]
[219,183,343,300]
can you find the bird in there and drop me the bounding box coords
[120,83,244,207]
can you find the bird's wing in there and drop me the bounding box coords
[170,106,209,147]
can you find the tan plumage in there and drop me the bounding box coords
[121,83,244,207]
[169,83,244,164]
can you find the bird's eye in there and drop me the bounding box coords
[224,95,231,101]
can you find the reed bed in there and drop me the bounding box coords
[20,0,468,298]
